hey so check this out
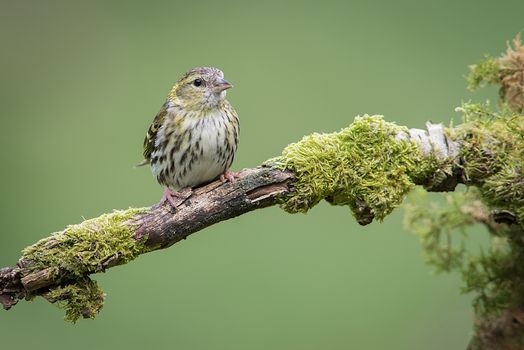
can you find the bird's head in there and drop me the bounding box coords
[168,67,233,111]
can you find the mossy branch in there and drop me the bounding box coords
[404,34,524,350]
[0,167,294,321]
[2,108,522,323]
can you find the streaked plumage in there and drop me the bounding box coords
[141,67,239,205]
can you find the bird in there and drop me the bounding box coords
[139,67,240,207]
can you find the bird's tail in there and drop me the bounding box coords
[135,159,150,167]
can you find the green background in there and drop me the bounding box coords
[0,0,521,348]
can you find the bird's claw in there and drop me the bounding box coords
[159,187,193,208]
[220,170,241,183]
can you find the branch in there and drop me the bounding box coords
[1,166,295,320]
[2,111,520,322]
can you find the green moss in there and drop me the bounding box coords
[404,188,473,273]
[22,208,149,277]
[404,187,524,316]
[466,57,501,91]
[21,207,148,322]
[45,277,105,322]
[405,102,524,317]
[462,243,521,316]
[449,103,524,225]
[269,115,439,224]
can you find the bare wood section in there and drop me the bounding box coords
[134,167,295,249]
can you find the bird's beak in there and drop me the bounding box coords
[215,78,233,92]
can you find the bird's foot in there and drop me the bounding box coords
[220,170,241,183]
[159,187,193,208]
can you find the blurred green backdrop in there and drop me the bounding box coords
[0,0,522,349]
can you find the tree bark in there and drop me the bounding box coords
[134,166,295,249]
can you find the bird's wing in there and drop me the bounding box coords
[139,102,169,166]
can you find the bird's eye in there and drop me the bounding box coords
[193,79,203,87]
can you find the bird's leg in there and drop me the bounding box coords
[220,170,241,183]
[159,187,193,208]
[159,187,178,207]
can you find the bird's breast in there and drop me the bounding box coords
[151,107,239,189]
